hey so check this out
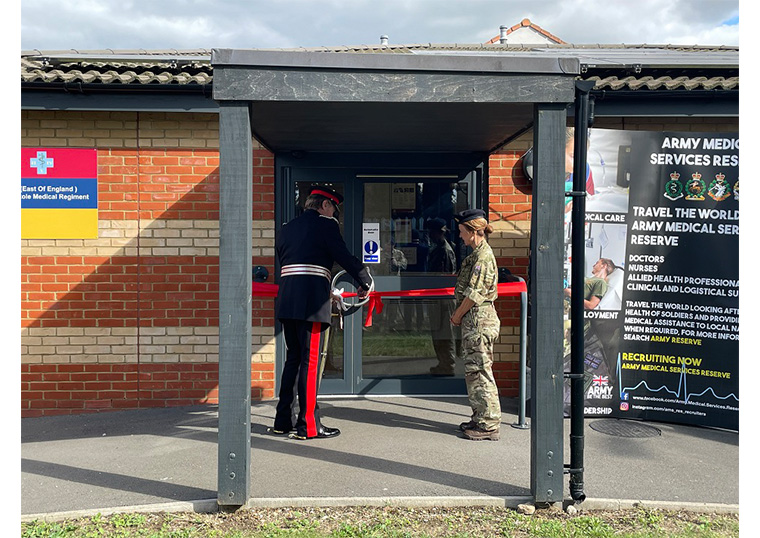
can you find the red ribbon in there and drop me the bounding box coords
[252,282,280,297]
[253,280,526,327]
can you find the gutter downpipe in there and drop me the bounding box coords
[565,80,595,503]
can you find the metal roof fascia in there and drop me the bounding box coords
[589,90,738,117]
[21,89,218,112]
[210,48,580,75]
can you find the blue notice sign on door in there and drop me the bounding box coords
[364,240,379,262]
[362,223,380,264]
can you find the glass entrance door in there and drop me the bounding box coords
[277,161,481,396]
[354,177,472,394]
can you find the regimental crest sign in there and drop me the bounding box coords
[684,172,706,201]
[707,173,731,202]
[663,171,683,201]
[30,151,55,174]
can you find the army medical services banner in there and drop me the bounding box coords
[21,148,98,239]
[563,129,738,431]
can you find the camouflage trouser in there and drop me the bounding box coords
[462,304,502,430]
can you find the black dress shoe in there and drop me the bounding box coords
[288,426,341,440]
[267,426,292,436]
[316,426,341,438]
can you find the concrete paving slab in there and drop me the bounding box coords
[21,396,739,519]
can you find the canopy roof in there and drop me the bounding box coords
[22,42,738,153]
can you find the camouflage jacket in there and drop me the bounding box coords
[454,240,498,307]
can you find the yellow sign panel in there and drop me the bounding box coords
[21,148,98,239]
[21,208,99,239]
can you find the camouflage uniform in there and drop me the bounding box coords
[455,240,502,430]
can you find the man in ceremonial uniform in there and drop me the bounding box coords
[271,185,372,440]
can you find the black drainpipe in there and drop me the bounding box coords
[565,79,595,503]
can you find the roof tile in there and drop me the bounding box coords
[21,44,737,92]
[587,74,738,91]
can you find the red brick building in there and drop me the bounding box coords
[21,40,738,416]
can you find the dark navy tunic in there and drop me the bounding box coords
[275,209,371,324]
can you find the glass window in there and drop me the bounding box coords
[363,180,469,277]
[361,178,469,378]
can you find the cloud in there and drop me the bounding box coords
[20,0,739,51]
[662,23,740,47]
[534,0,738,46]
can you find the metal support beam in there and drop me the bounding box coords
[217,101,253,507]
[530,102,567,504]
[214,69,574,104]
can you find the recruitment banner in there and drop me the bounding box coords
[21,148,98,239]
[563,129,738,431]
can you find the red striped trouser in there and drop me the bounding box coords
[275,319,329,437]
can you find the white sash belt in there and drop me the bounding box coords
[281,264,331,280]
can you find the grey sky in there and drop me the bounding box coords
[20,0,739,51]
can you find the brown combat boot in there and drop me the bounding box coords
[459,419,477,431]
[463,426,500,441]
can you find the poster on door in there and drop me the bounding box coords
[391,183,416,211]
[563,128,739,431]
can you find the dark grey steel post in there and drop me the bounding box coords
[529,103,566,504]
[217,101,253,507]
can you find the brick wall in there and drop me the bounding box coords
[488,142,532,395]
[21,111,276,416]
[21,110,738,409]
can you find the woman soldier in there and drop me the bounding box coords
[450,209,502,441]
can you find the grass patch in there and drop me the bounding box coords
[21,506,739,538]
[362,333,435,357]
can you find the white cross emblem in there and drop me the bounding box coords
[30,151,54,174]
